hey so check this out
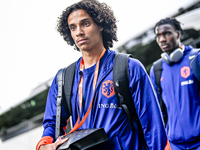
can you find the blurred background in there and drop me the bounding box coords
[0,0,200,149]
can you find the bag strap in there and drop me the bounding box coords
[55,69,64,140]
[62,62,77,116]
[55,62,76,139]
[113,53,148,149]
[113,53,135,124]
[153,58,168,126]
[153,58,162,89]
[189,48,200,81]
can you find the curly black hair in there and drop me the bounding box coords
[154,18,184,35]
[57,0,118,50]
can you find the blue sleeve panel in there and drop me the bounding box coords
[41,49,167,150]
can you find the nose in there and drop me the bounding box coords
[158,34,166,43]
[76,26,84,37]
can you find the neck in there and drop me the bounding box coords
[168,43,182,55]
[81,47,105,69]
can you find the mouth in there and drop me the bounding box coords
[160,44,169,50]
[77,38,87,44]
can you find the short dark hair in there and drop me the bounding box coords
[57,0,118,50]
[154,18,184,35]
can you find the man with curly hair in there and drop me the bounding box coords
[36,0,168,149]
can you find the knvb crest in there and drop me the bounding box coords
[102,80,115,98]
[181,66,190,78]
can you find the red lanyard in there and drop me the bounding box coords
[67,48,106,135]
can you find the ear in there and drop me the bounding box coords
[99,26,103,32]
[177,31,181,39]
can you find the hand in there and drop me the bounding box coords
[39,138,68,150]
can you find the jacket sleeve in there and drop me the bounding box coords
[129,58,167,150]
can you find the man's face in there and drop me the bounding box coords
[68,9,103,52]
[155,24,181,55]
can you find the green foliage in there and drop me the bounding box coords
[0,89,49,130]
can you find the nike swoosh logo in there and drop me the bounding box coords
[189,55,195,59]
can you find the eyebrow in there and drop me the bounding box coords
[68,18,91,27]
